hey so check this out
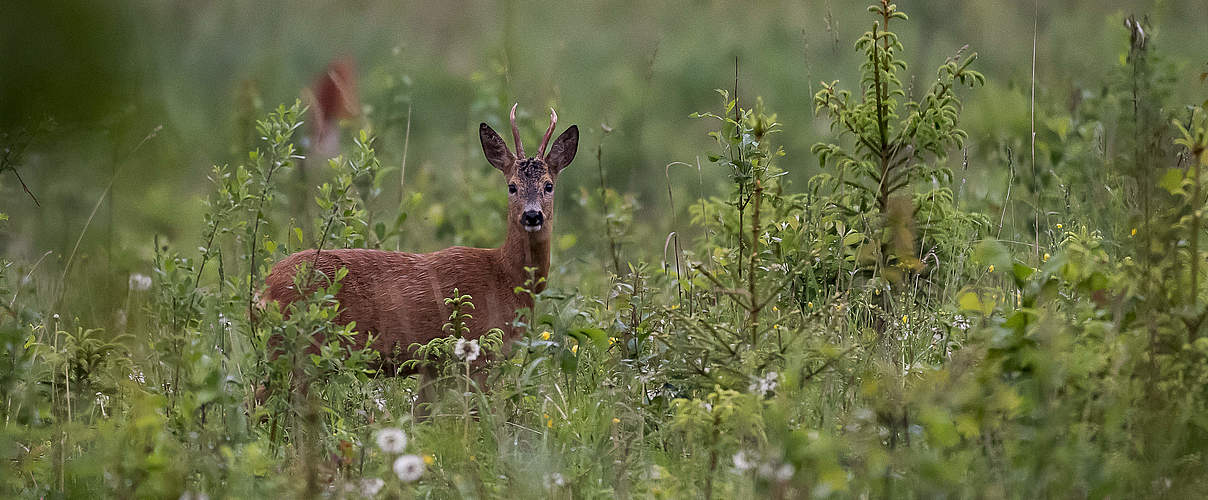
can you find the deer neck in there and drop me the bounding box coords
[499,220,551,293]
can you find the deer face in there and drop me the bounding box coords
[480,105,578,234]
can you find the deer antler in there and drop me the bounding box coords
[509,103,525,158]
[538,108,558,158]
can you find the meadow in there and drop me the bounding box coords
[2,0,1208,498]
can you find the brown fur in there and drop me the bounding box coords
[260,110,578,378]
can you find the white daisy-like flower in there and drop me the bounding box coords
[732,450,755,471]
[375,428,407,454]
[129,273,152,291]
[358,477,384,497]
[393,454,424,482]
[453,338,481,362]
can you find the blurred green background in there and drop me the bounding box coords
[1,0,1205,321]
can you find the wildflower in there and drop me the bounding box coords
[1043,252,1050,262]
[540,331,551,340]
[393,454,424,482]
[1131,227,1137,236]
[953,315,970,331]
[95,392,110,407]
[357,478,384,497]
[453,338,481,362]
[774,463,795,481]
[901,315,908,323]
[422,454,434,465]
[544,472,567,488]
[733,450,755,471]
[807,302,813,308]
[749,372,779,396]
[375,428,407,454]
[372,389,387,412]
[128,273,152,291]
[612,417,620,424]
[571,344,578,354]
[1056,223,1063,229]
[52,313,60,321]
[128,369,146,384]
[608,336,618,345]
[987,265,995,273]
[544,413,554,428]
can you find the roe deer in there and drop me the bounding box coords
[260,104,578,404]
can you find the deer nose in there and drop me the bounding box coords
[521,210,544,227]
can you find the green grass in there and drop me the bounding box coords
[3,1,1208,498]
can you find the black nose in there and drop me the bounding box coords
[522,210,544,226]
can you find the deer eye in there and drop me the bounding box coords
[544,182,554,193]
[508,184,517,195]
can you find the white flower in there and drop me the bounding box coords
[749,371,779,396]
[543,472,566,488]
[393,454,424,482]
[372,389,387,412]
[953,315,970,331]
[732,450,755,471]
[774,463,795,481]
[128,369,145,384]
[128,273,152,291]
[95,391,110,407]
[357,477,384,497]
[375,428,407,454]
[453,338,481,362]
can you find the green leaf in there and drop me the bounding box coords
[972,240,1010,271]
[1158,168,1185,195]
[569,327,609,350]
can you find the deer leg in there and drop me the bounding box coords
[414,364,440,421]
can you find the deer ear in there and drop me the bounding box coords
[545,125,579,174]
[479,123,515,173]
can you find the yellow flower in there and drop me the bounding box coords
[1131,228,1137,237]
[807,302,814,308]
[901,315,908,323]
[988,265,995,273]
[422,454,434,465]
[546,418,554,428]
[774,324,781,329]
[1043,253,1050,262]
[540,331,551,340]
[1056,223,1063,229]
[670,304,679,310]
[571,344,578,354]
[611,417,620,424]
[772,305,778,312]
[609,337,618,345]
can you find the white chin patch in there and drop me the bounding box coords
[524,224,543,233]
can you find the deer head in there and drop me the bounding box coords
[479,104,579,234]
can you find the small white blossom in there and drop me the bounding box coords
[453,338,481,362]
[128,273,152,291]
[393,454,424,482]
[128,369,145,384]
[375,428,407,454]
[953,315,970,331]
[372,389,387,412]
[543,472,567,488]
[733,450,755,471]
[774,463,795,481]
[749,371,779,396]
[357,477,384,497]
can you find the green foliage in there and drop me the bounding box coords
[4,2,1208,498]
